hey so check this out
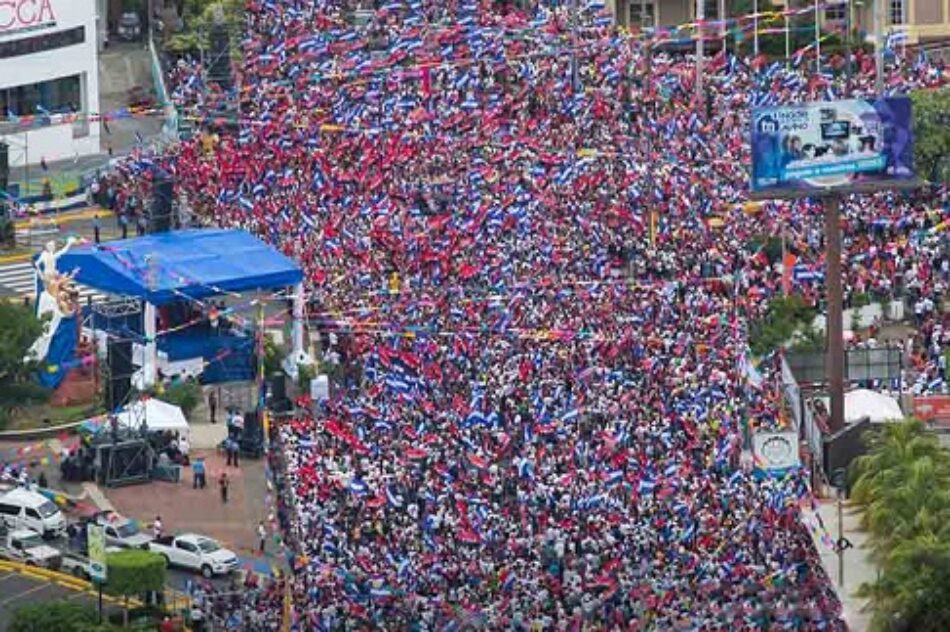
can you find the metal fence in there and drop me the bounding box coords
[785,346,903,386]
[781,354,824,474]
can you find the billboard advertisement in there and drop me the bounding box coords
[87,523,107,583]
[751,97,914,194]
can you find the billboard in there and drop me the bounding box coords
[914,395,950,427]
[87,523,107,583]
[752,430,801,473]
[751,97,914,194]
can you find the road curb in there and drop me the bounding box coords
[0,253,31,264]
[0,558,142,606]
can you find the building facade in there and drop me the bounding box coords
[0,0,102,168]
[606,0,950,46]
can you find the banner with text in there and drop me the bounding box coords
[751,97,915,194]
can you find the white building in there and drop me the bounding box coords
[0,0,101,168]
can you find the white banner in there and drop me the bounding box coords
[752,430,801,472]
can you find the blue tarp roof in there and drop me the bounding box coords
[58,229,303,305]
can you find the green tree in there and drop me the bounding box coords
[861,535,950,632]
[850,419,946,507]
[105,550,167,627]
[911,89,950,183]
[748,294,816,356]
[155,379,202,417]
[0,301,50,429]
[850,419,950,628]
[10,601,98,632]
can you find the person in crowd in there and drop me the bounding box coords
[95,0,948,627]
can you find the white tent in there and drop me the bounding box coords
[823,389,904,425]
[115,398,190,440]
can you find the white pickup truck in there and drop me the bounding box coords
[0,528,63,569]
[91,511,153,550]
[147,533,239,578]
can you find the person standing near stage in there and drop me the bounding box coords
[257,521,266,554]
[208,390,217,424]
[192,456,206,489]
[219,472,229,503]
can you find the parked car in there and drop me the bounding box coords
[0,527,62,569]
[91,511,153,550]
[147,533,238,578]
[127,85,156,109]
[0,488,67,539]
[117,12,142,41]
[61,546,122,580]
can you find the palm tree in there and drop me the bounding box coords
[861,534,950,632]
[860,454,950,560]
[850,419,946,507]
[850,419,950,630]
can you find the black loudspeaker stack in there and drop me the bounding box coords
[106,339,133,411]
[0,141,8,220]
[148,171,174,233]
[208,23,232,90]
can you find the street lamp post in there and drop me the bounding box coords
[824,195,845,435]
[695,0,704,106]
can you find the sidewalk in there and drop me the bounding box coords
[0,206,122,264]
[812,499,874,632]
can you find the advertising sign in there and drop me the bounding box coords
[751,97,915,194]
[752,430,801,473]
[86,523,107,583]
[914,395,950,428]
[0,0,57,37]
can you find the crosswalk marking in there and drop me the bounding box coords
[0,262,113,304]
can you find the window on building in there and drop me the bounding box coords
[825,1,847,22]
[629,2,655,27]
[0,27,84,60]
[3,75,81,117]
[703,0,719,20]
[889,0,905,25]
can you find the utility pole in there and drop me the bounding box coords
[570,0,579,93]
[874,0,884,94]
[824,195,845,434]
[784,4,791,69]
[845,0,853,94]
[753,0,759,57]
[814,0,821,74]
[719,0,726,52]
[837,485,845,586]
[695,0,704,106]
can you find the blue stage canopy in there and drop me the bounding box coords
[58,229,303,305]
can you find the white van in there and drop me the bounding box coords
[0,488,67,539]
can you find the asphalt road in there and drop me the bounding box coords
[49,534,235,594]
[0,568,123,628]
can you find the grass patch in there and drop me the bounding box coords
[7,401,105,431]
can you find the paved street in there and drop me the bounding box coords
[811,499,874,632]
[0,567,122,629]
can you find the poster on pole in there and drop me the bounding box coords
[750,97,915,195]
[87,524,107,583]
[752,430,801,474]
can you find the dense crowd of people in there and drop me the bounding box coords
[103,0,949,629]
[186,574,285,631]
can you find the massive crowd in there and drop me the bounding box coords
[104,0,949,629]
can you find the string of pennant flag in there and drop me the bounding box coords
[0,2,906,136]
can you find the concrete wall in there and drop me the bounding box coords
[659,0,693,27]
